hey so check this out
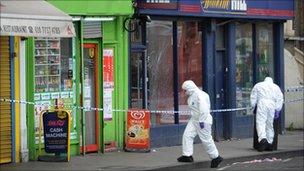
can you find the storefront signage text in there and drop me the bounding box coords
[202,0,247,13]
[42,111,70,153]
[125,109,150,151]
[0,25,61,36]
[202,0,229,10]
[231,0,247,11]
[103,49,114,120]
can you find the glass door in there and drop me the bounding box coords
[214,25,227,140]
[130,52,144,108]
[81,43,98,153]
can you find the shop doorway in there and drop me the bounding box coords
[81,43,99,153]
[213,26,228,141]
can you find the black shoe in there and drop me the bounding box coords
[265,142,274,151]
[177,155,194,162]
[257,138,268,152]
[211,156,223,168]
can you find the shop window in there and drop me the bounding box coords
[146,21,174,125]
[130,52,144,108]
[130,20,145,109]
[256,23,274,82]
[34,37,75,143]
[235,23,253,116]
[177,21,203,123]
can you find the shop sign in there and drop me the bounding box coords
[0,0,75,37]
[103,49,114,90]
[0,18,75,37]
[125,109,150,152]
[140,0,293,19]
[103,49,114,120]
[40,110,70,154]
[201,0,247,14]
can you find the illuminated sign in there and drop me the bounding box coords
[231,0,247,11]
[202,0,230,10]
[202,0,247,13]
[139,0,293,19]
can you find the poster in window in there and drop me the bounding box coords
[103,49,114,120]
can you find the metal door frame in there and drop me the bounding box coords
[80,43,99,153]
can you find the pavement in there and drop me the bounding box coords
[0,130,303,171]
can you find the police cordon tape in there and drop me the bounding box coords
[1,97,303,114]
[285,86,304,92]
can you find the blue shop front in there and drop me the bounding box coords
[128,0,294,147]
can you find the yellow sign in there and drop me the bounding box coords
[89,48,95,58]
[202,0,230,10]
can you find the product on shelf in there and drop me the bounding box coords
[34,38,61,93]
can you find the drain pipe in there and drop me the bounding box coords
[20,40,29,162]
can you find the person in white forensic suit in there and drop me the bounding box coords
[250,77,284,152]
[177,80,223,168]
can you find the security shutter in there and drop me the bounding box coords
[0,36,12,164]
[83,21,102,38]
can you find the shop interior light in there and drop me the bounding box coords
[84,17,115,21]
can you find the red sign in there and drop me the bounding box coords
[103,49,114,89]
[125,109,150,152]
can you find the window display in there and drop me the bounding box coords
[147,20,174,125]
[34,38,76,144]
[235,23,253,115]
[256,23,274,82]
[34,37,61,92]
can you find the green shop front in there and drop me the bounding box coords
[26,1,133,160]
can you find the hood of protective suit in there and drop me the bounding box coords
[182,80,198,96]
[264,77,273,84]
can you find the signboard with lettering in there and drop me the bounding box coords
[137,0,294,20]
[125,109,150,152]
[40,110,70,155]
[103,49,114,90]
[0,18,75,37]
[103,49,114,120]
[0,1,75,37]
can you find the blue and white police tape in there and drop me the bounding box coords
[1,98,303,114]
[285,86,304,92]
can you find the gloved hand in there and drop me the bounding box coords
[199,122,204,129]
[251,106,257,114]
[274,110,280,119]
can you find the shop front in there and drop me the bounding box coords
[130,0,294,147]
[0,0,75,163]
[45,0,133,157]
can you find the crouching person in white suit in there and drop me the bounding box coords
[177,80,223,168]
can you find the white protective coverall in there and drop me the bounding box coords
[250,77,284,143]
[181,80,219,159]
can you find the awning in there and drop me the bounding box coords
[0,0,75,37]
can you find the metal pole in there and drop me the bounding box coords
[172,21,179,124]
[80,17,86,155]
